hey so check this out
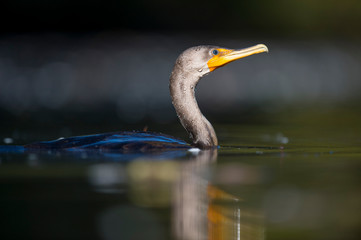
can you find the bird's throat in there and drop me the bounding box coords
[169,70,218,149]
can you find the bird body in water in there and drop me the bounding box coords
[25,44,268,151]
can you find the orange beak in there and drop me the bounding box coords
[207,44,268,72]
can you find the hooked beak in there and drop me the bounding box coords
[207,44,268,72]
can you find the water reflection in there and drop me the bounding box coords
[173,149,217,240]
[87,149,266,240]
[1,140,360,239]
[173,149,265,240]
[87,149,265,240]
[88,163,127,194]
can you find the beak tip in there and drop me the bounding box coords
[258,44,269,53]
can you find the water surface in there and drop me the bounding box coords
[0,109,360,240]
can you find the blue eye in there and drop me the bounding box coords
[212,49,219,55]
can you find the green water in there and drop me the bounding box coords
[0,108,360,240]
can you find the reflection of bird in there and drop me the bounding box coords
[25,44,268,151]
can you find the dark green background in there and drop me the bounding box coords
[2,0,361,38]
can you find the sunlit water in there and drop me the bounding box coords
[0,111,360,240]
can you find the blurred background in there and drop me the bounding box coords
[1,2,361,240]
[1,0,361,141]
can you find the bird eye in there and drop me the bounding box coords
[212,49,219,55]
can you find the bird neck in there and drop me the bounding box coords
[169,69,218,149]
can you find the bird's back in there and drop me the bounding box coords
[24,131,191,152]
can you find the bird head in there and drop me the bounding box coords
[176,44,268,77]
